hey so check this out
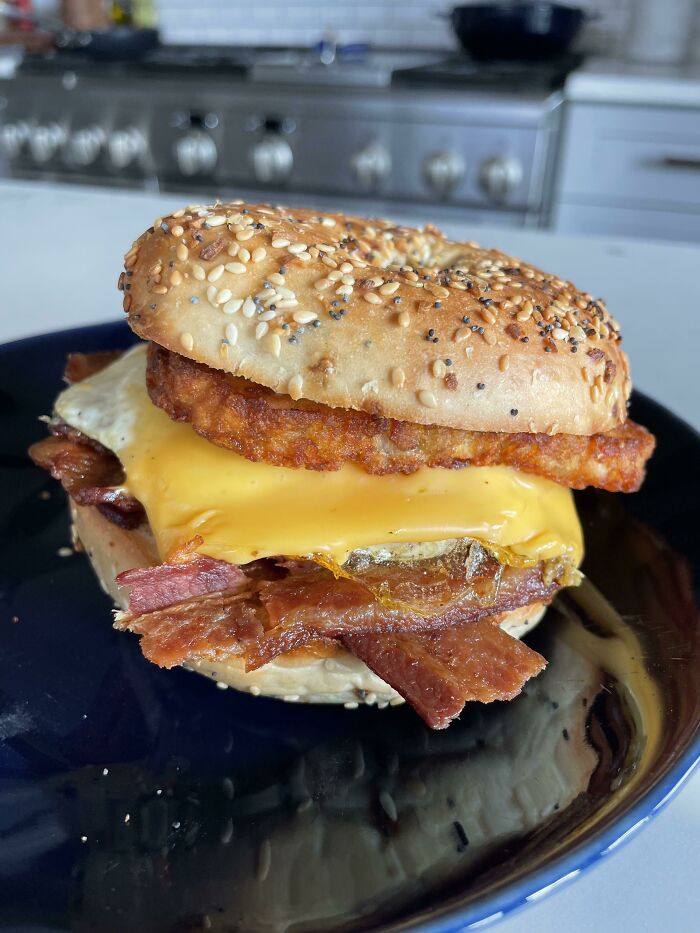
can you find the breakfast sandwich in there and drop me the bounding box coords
[29,202,655,728]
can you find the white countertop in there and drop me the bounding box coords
[1,180,699,932]
[565,56,700,108]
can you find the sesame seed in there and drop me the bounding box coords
[552,327,568,340]
[252,247,267,263]
[206,285,218,307]
[216,288,233,305]
[208,264,225,283]
[180,332,194,352]
[287,242,308,254]
[268,272,286,285]
[268,333,282,358]
[242,297,256,317]
[258,309,277,321]
[223,297,243,315]
[396,310,411,328]
[499,353,510,372]
[453,326,472,342]
[207,215,226,227]
[176,243,189,261]
[314,278,332,291]
[288,374,304,399]
[225,262,246,275]
[170,270,183,286]
[272,237,291,249]
[255,321,269,340]
[363,293,382,305]
[432,359,447,378]
[391,366,406,388]
[293,310,318,324]
[152,285,168,295]
[225,322,238,345]
[236,228,254,241]
[171,224,184,238]
[418,389,437,408]
[192,264,206,281]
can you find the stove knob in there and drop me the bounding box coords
[478,155,523,203]
[174,131,217,177]
[67,125,106,167]
[0,121,29,158]
[28,123,67,164]
[423,150,466,198]
[107,127,147,170]
[351,142,391,190]
[250,135,293,184]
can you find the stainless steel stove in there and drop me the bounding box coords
[0,46,576,227]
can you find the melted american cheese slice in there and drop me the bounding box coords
[55,345,583,567]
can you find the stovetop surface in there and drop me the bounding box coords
[16,45,582,92]
[392,53,583,90]
[17,44,256,77]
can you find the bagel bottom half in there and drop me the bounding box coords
[70,502,548,710]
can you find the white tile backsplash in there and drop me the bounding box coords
[154,0,633,50]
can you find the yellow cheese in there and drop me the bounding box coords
[122,394,582,568]
[56,346,583,568]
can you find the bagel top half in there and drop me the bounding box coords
[121,201,630,436]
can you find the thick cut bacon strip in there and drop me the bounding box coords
[343,622,546,729]
[28,427,145,530]
[116,589,266,668]
[259,561,558,635]
[117,557,248,614]
[116,560,556,671]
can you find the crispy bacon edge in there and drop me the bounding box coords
[28,424,145,530]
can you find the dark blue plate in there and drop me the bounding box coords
[1,322,699,933]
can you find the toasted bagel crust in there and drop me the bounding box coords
[123,201,630,435]
[70,502,547,708]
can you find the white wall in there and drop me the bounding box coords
[154,0,633,51]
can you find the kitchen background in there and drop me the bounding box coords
[1,0,700,243]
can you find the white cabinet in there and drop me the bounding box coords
[553,102,700,243]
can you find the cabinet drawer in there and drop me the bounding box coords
[553,200,700,243]
[557,103,700,208]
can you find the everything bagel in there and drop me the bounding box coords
[122,201,630,436]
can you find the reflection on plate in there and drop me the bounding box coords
[1,322,699,933]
